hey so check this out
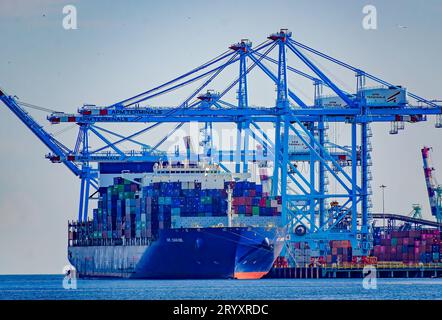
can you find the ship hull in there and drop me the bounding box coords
[68,227,284,279]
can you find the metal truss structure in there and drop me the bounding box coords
[1,29,441,256]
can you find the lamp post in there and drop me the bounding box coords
[380,185,387,230]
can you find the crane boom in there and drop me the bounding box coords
[0,89,80,176]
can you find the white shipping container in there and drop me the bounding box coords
[317,95,349,108]
[287,135,320,154]
[362,88,406,107]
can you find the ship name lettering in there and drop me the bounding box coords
[167,238,183,242]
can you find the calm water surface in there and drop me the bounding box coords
[0,275,441,300]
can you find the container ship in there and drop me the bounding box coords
[68,162,286,279]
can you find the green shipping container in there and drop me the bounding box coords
[202,196,212,205]
[252,206,260,215]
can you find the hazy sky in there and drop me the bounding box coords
[0,0,441,274]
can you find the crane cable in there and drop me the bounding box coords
[17,100,62,114]
[14,100,76,138]
[117,48,236,108]
[52,124,77,137]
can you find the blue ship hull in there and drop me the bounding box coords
[68,227,285,279]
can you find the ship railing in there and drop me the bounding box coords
[328,262,442,269]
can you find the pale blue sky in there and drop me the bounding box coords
[0,0,441,274]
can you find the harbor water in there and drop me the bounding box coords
[0,275,441,300]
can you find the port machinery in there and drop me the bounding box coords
[422,146,442,223]
[1,29,441,257]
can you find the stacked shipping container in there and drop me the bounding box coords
[326,240,352,265]
[92,177,144,241]
[373,229,441,263]
[70,178,282,244]
[231,181,282,216]
[292,242,311,267]
[270,228,442,269]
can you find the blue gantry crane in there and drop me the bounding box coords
[1,29,441,257]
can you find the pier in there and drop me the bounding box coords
[267,264,442,279]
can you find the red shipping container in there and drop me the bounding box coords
[409,230,419,238]
[259,198,266,207]
[245,206,252,214]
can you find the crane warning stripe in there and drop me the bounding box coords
[387,91,400,102]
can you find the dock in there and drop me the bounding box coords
[266,263,442,279]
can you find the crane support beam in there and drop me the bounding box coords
[3,29,441,245]
[0,92,80,176]
[48,106,441,124]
